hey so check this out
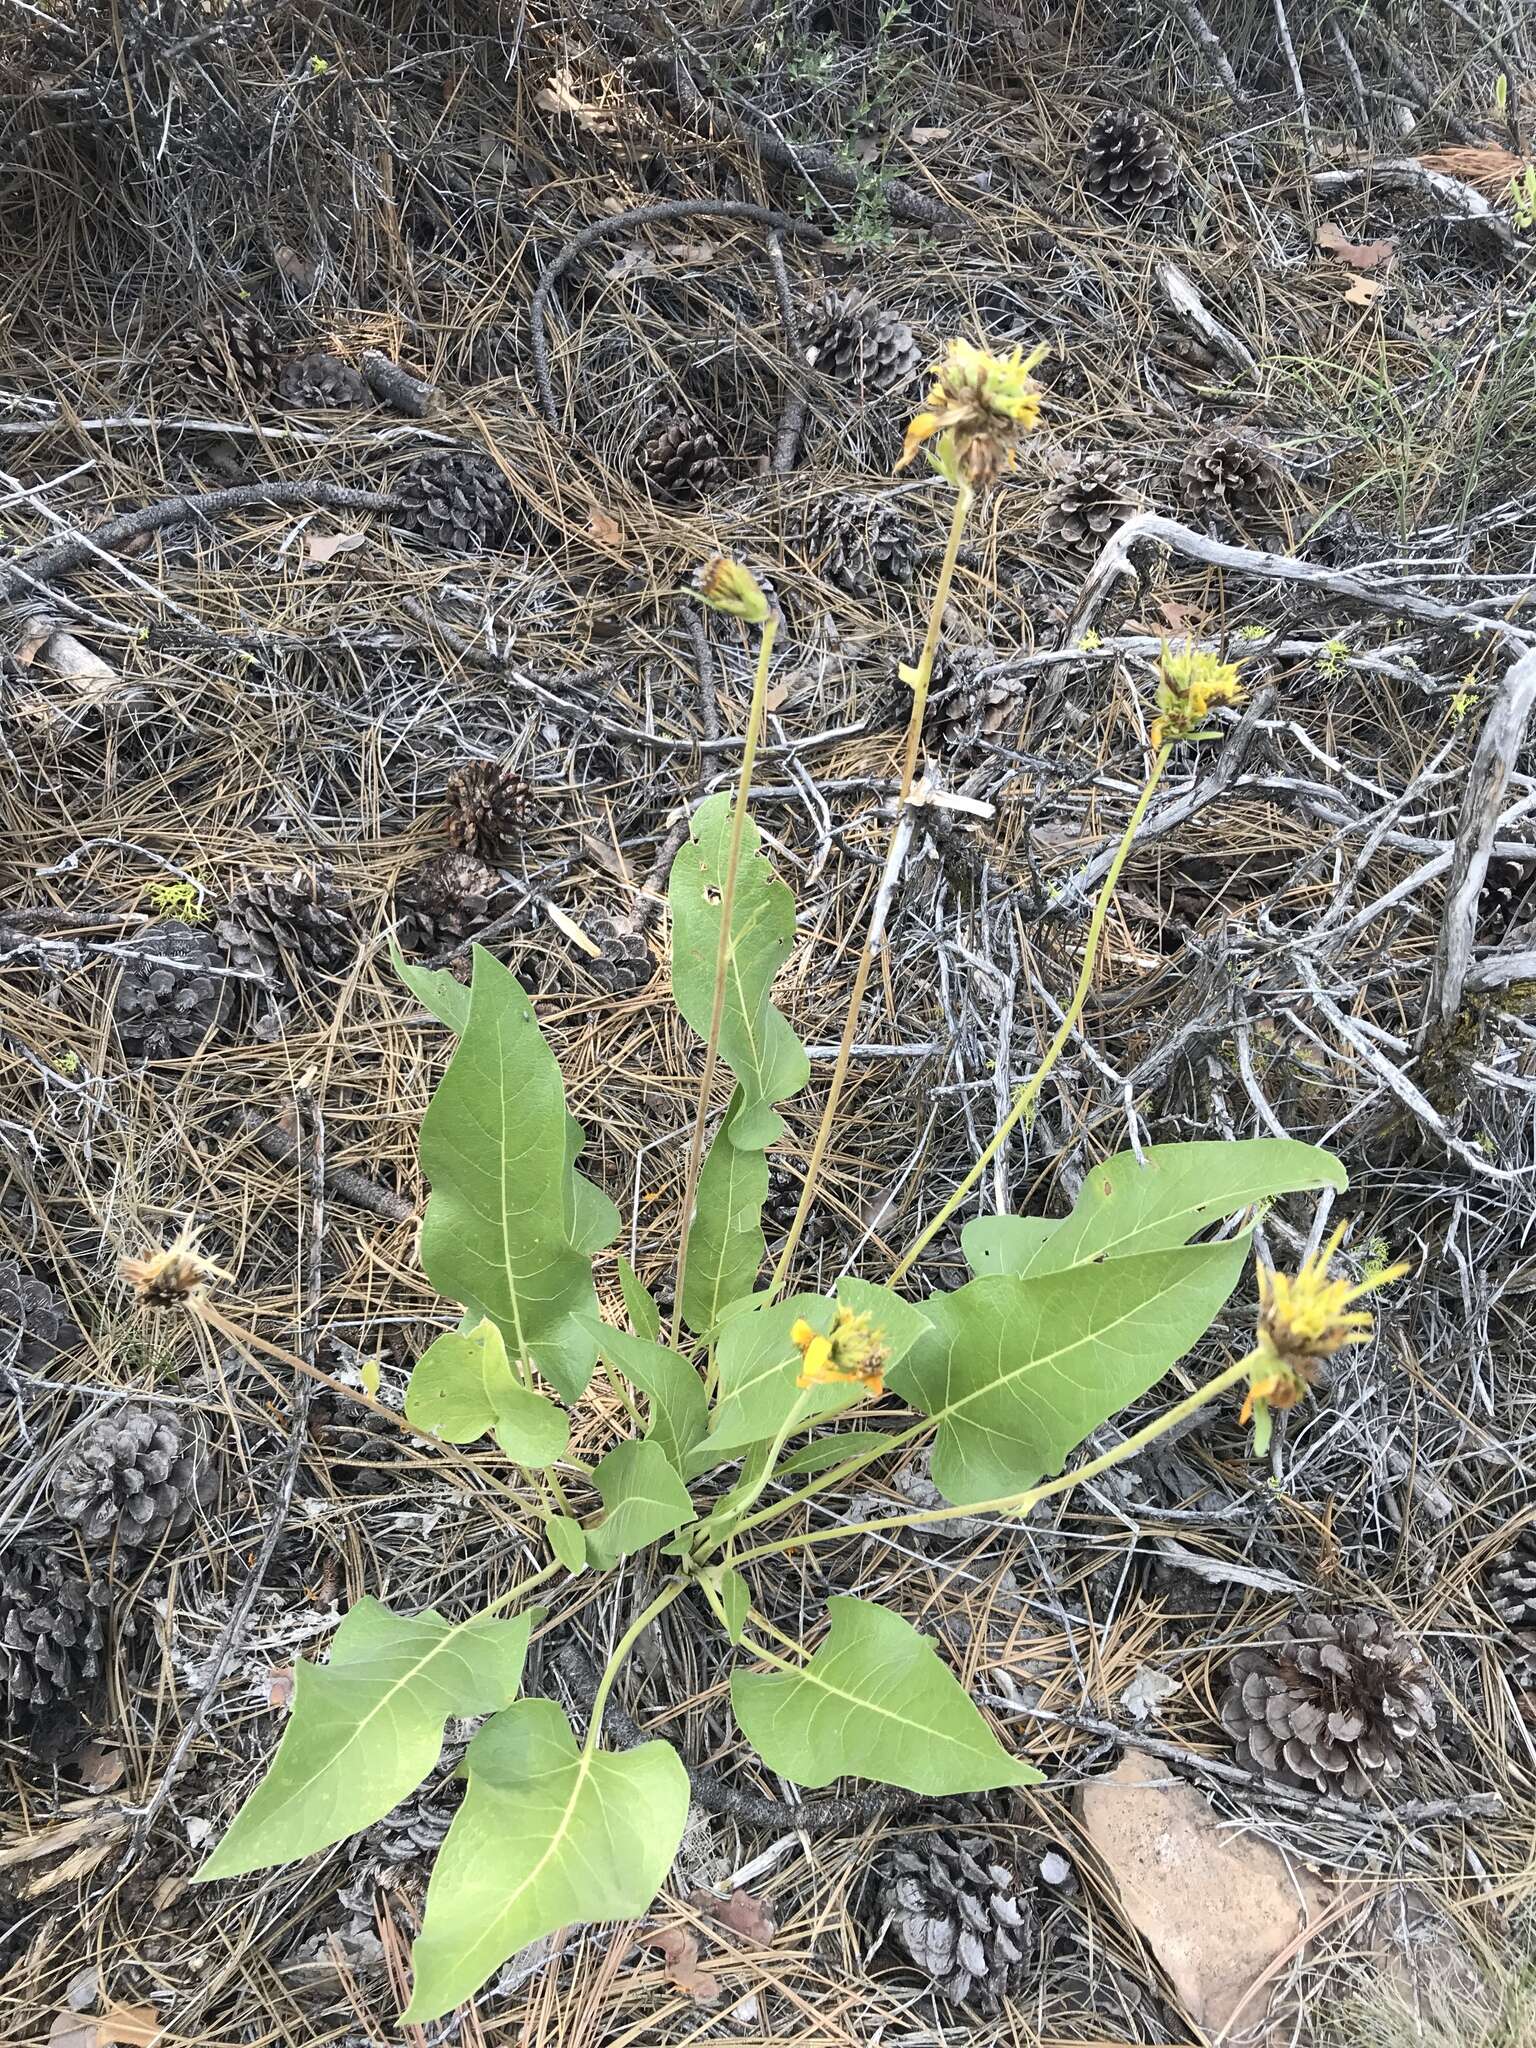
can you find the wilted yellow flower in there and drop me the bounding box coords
[1240,1225,1409,1447]
[695,556,771,625]
[792,1306,888,1397]
[898,340,1049,491]
[1150,642,1245,748]
[121,1227,220,1308]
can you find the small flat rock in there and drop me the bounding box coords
[1079,1751,1331,2041]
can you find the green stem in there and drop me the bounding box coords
[730,1350,1259,1567]
[706,1414,935,1553]
[583,1581,684,1756]
[769,484,974,1296]
[671,613,780,1348]
[890,742,1172,1285]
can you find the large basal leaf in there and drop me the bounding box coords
[669,791,809,1150]
[730,1596,1038,1796]
[418,949,601,1402]
[585,1438,695,1567]
[961,1214,1060,1277]
[681,1093,768,1335]
[583,1321,707,1474]
[700,1283,931,1464]
[403,1700,689,2023]
[196,1600,534,1880]
[1012,1140,1344,1279]
[889,1239,1250,1506]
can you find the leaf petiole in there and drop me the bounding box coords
[582,1581,685,1758]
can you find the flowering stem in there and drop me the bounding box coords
[671,613,780,1347]
[583,1580,683,1758]
[729,1349,1260,1567]
[890,741,1172,1285]
[768,483,975,1296]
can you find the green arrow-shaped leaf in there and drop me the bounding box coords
[418,949,600,1402]
[1016,1140,1344,1278]
[731,1596,1038,1795]
[392,938,471,1034]
[618,1257,663,1342]
[669,791,809,1150]
[961,1213,1060,1277]
[681,1092,768,1335]
[585,1439,695,1567]
[195,1600,534,1880]
[403,1700,690,2023]
[583,1321,707,1473]
[890,1238,1249,1505]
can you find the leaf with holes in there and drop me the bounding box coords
[731,1596,1037,1795]
[403,1700,690,2022]
[669,792,809,1150]
[196,1600,534,1879]
[961,1214,1060,1277]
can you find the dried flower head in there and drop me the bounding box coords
[1150,642,1245,748]
[1241,1224,1409,1449]
[791,1306,888,1398]
[121,1228,218,1308]
[898,340,1049,491]
[695,556,771,625]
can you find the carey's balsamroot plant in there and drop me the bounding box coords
[193,346,1372,2022]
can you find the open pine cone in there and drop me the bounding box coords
[1043,452,1138,552]
[803,495,918,598]
[0,1259,81,1373]
[112,921,232,1061]
[217,869,358,983]
[1082,108,1179,211]
[445,761,528,863]
[157,307,284,401]
[925,648,1021,761]
[1486,1527,1536,1630]
[52,1404,209,1550]
[1,1544,114,1718]
[866,1821,1040,2012]
[1180,433,1281,526]
[637,413,724,501]
[396,451,521,554]
[277,350,367,409]
[393,852,503,955]
[581,917,653,996]
[1221,1609,1437,1798]
[804,292,922,397]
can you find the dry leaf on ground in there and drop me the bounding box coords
[687,1886,777,1942]
[1316,220,1398,270]
[641,1926,721,2003]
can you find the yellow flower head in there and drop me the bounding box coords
[898,339,1049,492]
[1150,641,1245,748]
[792,1306,888,1398]
[1240,1225,1409,1448]
[695,555,771,625]
[121,1226,220,1308]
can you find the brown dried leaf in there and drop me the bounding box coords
[267,1665,295,1711]
[687,1886,776,1943]
[643,1926,720,2004]
[1343,276,1388,306]
[49,2007,161,2048]
[1316,220,1397,271]
[586,507,624,548]
[303,529,367,567]
[74,1744,125,1793]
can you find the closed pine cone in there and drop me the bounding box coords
[1043,452,1138,552]
[0,1258,81,1373]
[582,917,653,995]
[445,762,528,863]
[637,413,724,501]
[52,1404,209,1550]
[804,292,922,397]
[1221,1608,1437,1798]
[393,852,502,954]
[217,869,358,983]
[112,921,232,1061]
[158,308,284,400]
[1082,107,1179,211]
[803,495,918,598]
[396,451,520,554]
[867,1822,1040,2012]
[1180,433,1281,524]
[1,1543,114,1718]
[277,350,367,409]
[1486,1526,1536,1630]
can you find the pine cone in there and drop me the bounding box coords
[1221,1609,1437,1799]
[393,852,502,955]
[1043,453,1138,552]
[158,308,284,401]
[112,921,232,1061]
[395,451,520,554]
[925,648,1021,760]
[0,1259,81,1373]
[1180,433,1281,525]
[1,1543,114,1718]
[637,413,724,501]
[52,1404,209,1550]
[445,762,528,863]
[804,495,918,598]
[354,1767,464,1873]
[804,293,922,398]
[581,916,653,996]
[217,869,358,984]
[1478,855,1533,942]
[1486,1527,1536,1630]
[763,1166,838,1274]
[1082,108,1179,212]
[867,1823,1040,2012]
[277,350,367,410]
